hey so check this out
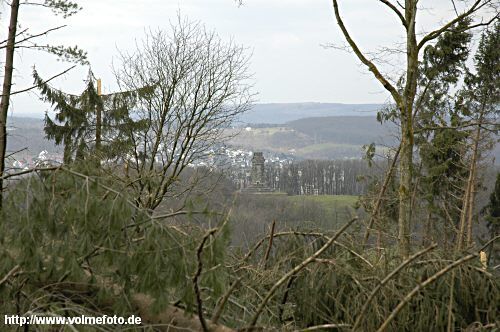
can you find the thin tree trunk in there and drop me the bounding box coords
[458,116,481,250]
[363,144,400,248]
[422,210,432,246]
[398,127,413,258]
[466,124,481,247]
[0,0,20,209]
[95,78,102,153]
[397,0,418,259]
[457,181,470,250]
[466,172,476,246]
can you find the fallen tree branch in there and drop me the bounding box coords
[241,231,327,263]
[5,147,27,159]
[242,231,372,268]
[279,274,296,323]
[193,228,218,332]
[295,323,351,331]
[0,265,21,287]
[261,220,276,268]
[352,244,437,330]
[376,253,477,332]
[247,217,358,329]
[1,166,61,180]
[212,277,242,324]
[363,144,401,247]
[479,234,500,252]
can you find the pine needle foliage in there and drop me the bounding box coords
[34,70,102,163]
[33,69,134,164]
[0,167,230,327]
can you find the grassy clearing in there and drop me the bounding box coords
[285,195,359,228]
[287,194,358,209]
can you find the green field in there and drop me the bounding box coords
[287,195,359,229]
[287,194,358,209]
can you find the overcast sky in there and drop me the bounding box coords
[1,0,487,116]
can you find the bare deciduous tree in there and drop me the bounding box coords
[113,17,253,213]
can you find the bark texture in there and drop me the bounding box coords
[0,0,20,209]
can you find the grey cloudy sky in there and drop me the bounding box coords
[2,0,485,116]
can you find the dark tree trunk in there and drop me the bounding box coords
[0,0,20,209]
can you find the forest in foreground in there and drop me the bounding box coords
[0,0,499,331]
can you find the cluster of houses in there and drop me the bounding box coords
[9,150,63,171]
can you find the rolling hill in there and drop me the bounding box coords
[238,102,384,124]
[228,116,397,159]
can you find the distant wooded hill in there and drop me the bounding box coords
[228,116,397,159]
[6,116,60,156]
[287,116,397,146]
[7,111,500,162]
[238,102,384,124]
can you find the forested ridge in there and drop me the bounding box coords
[0,1,499,331]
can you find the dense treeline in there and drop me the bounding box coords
[266,159,381,195]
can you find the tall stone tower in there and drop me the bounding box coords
[251,152,265,185]
[242,151,273,193]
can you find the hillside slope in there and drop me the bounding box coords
[238,102,384,124]
[229,116,396,159]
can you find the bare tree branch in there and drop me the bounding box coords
[192,228,218,332]
[0,25,66,50]
[378,0,408,28]
[417,0,491,50]
[331,0,403,107]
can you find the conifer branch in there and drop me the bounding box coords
[4,65,75,97]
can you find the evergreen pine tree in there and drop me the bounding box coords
[34,69,101,163]
[413,20,472,246]
[33,69,133,164]
[455,21,500,248]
